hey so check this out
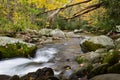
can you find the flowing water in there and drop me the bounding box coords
[0,37,87,76]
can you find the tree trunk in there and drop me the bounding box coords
[47,0,73,29]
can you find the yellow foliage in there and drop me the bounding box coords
[46,4,57,10]
[75,0,84,3]
[12,12,19,23]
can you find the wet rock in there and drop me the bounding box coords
[21,67,54,80]
[50,29,65,38]
[0,36,37,59]
[69,63,92,80]
[80,35,114,52]
[59,66,73,80]
[90,74,120,80]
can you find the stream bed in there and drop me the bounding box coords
[0,37,85,76]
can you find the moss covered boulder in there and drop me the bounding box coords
[0,37,37,59]
[107,63,120,73]
[88,63,109,79]
[103,50,119,65]
[80,35,114,52]
[76,52,103,64]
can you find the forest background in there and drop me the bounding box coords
[0,0,119,34]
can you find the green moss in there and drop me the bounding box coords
[75,56,89,64]
[107,63,120,73]
[82,41,105,52]
[88,63,109,79]
[0,43,37,59]
[103,50,119,65]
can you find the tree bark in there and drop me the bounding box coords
[47,0,74,28]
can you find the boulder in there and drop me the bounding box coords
[21,67,55,80]
[103,50,119,65]
[50,29,65,38]
[0,36,37,59]
[80,35,114,52]
[70,63,92,80]
[39,28,52,36]
[76,52,104,64]
[88,63,109,79]
[90,74,120,80]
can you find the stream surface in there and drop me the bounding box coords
[0,36,88,76]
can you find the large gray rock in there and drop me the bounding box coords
[80,35,114,52]
[50,29,65,38]
[0,36,37,59]
[90,74,120,80]
[0,36,35,47]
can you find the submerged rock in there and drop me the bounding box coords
[80,35,114,52]
[0,36,37,59]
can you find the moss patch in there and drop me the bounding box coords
[0,42,37,59]
[88,63,109,79]
[82,41,105,52]
[75,56,89,64]
[103,50,119,65]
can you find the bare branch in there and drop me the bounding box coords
[66,2,103,20]
[73,2,102,16]
[37,0,92,16]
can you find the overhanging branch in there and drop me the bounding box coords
[65,2,103,20]
[37,0,92,16]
